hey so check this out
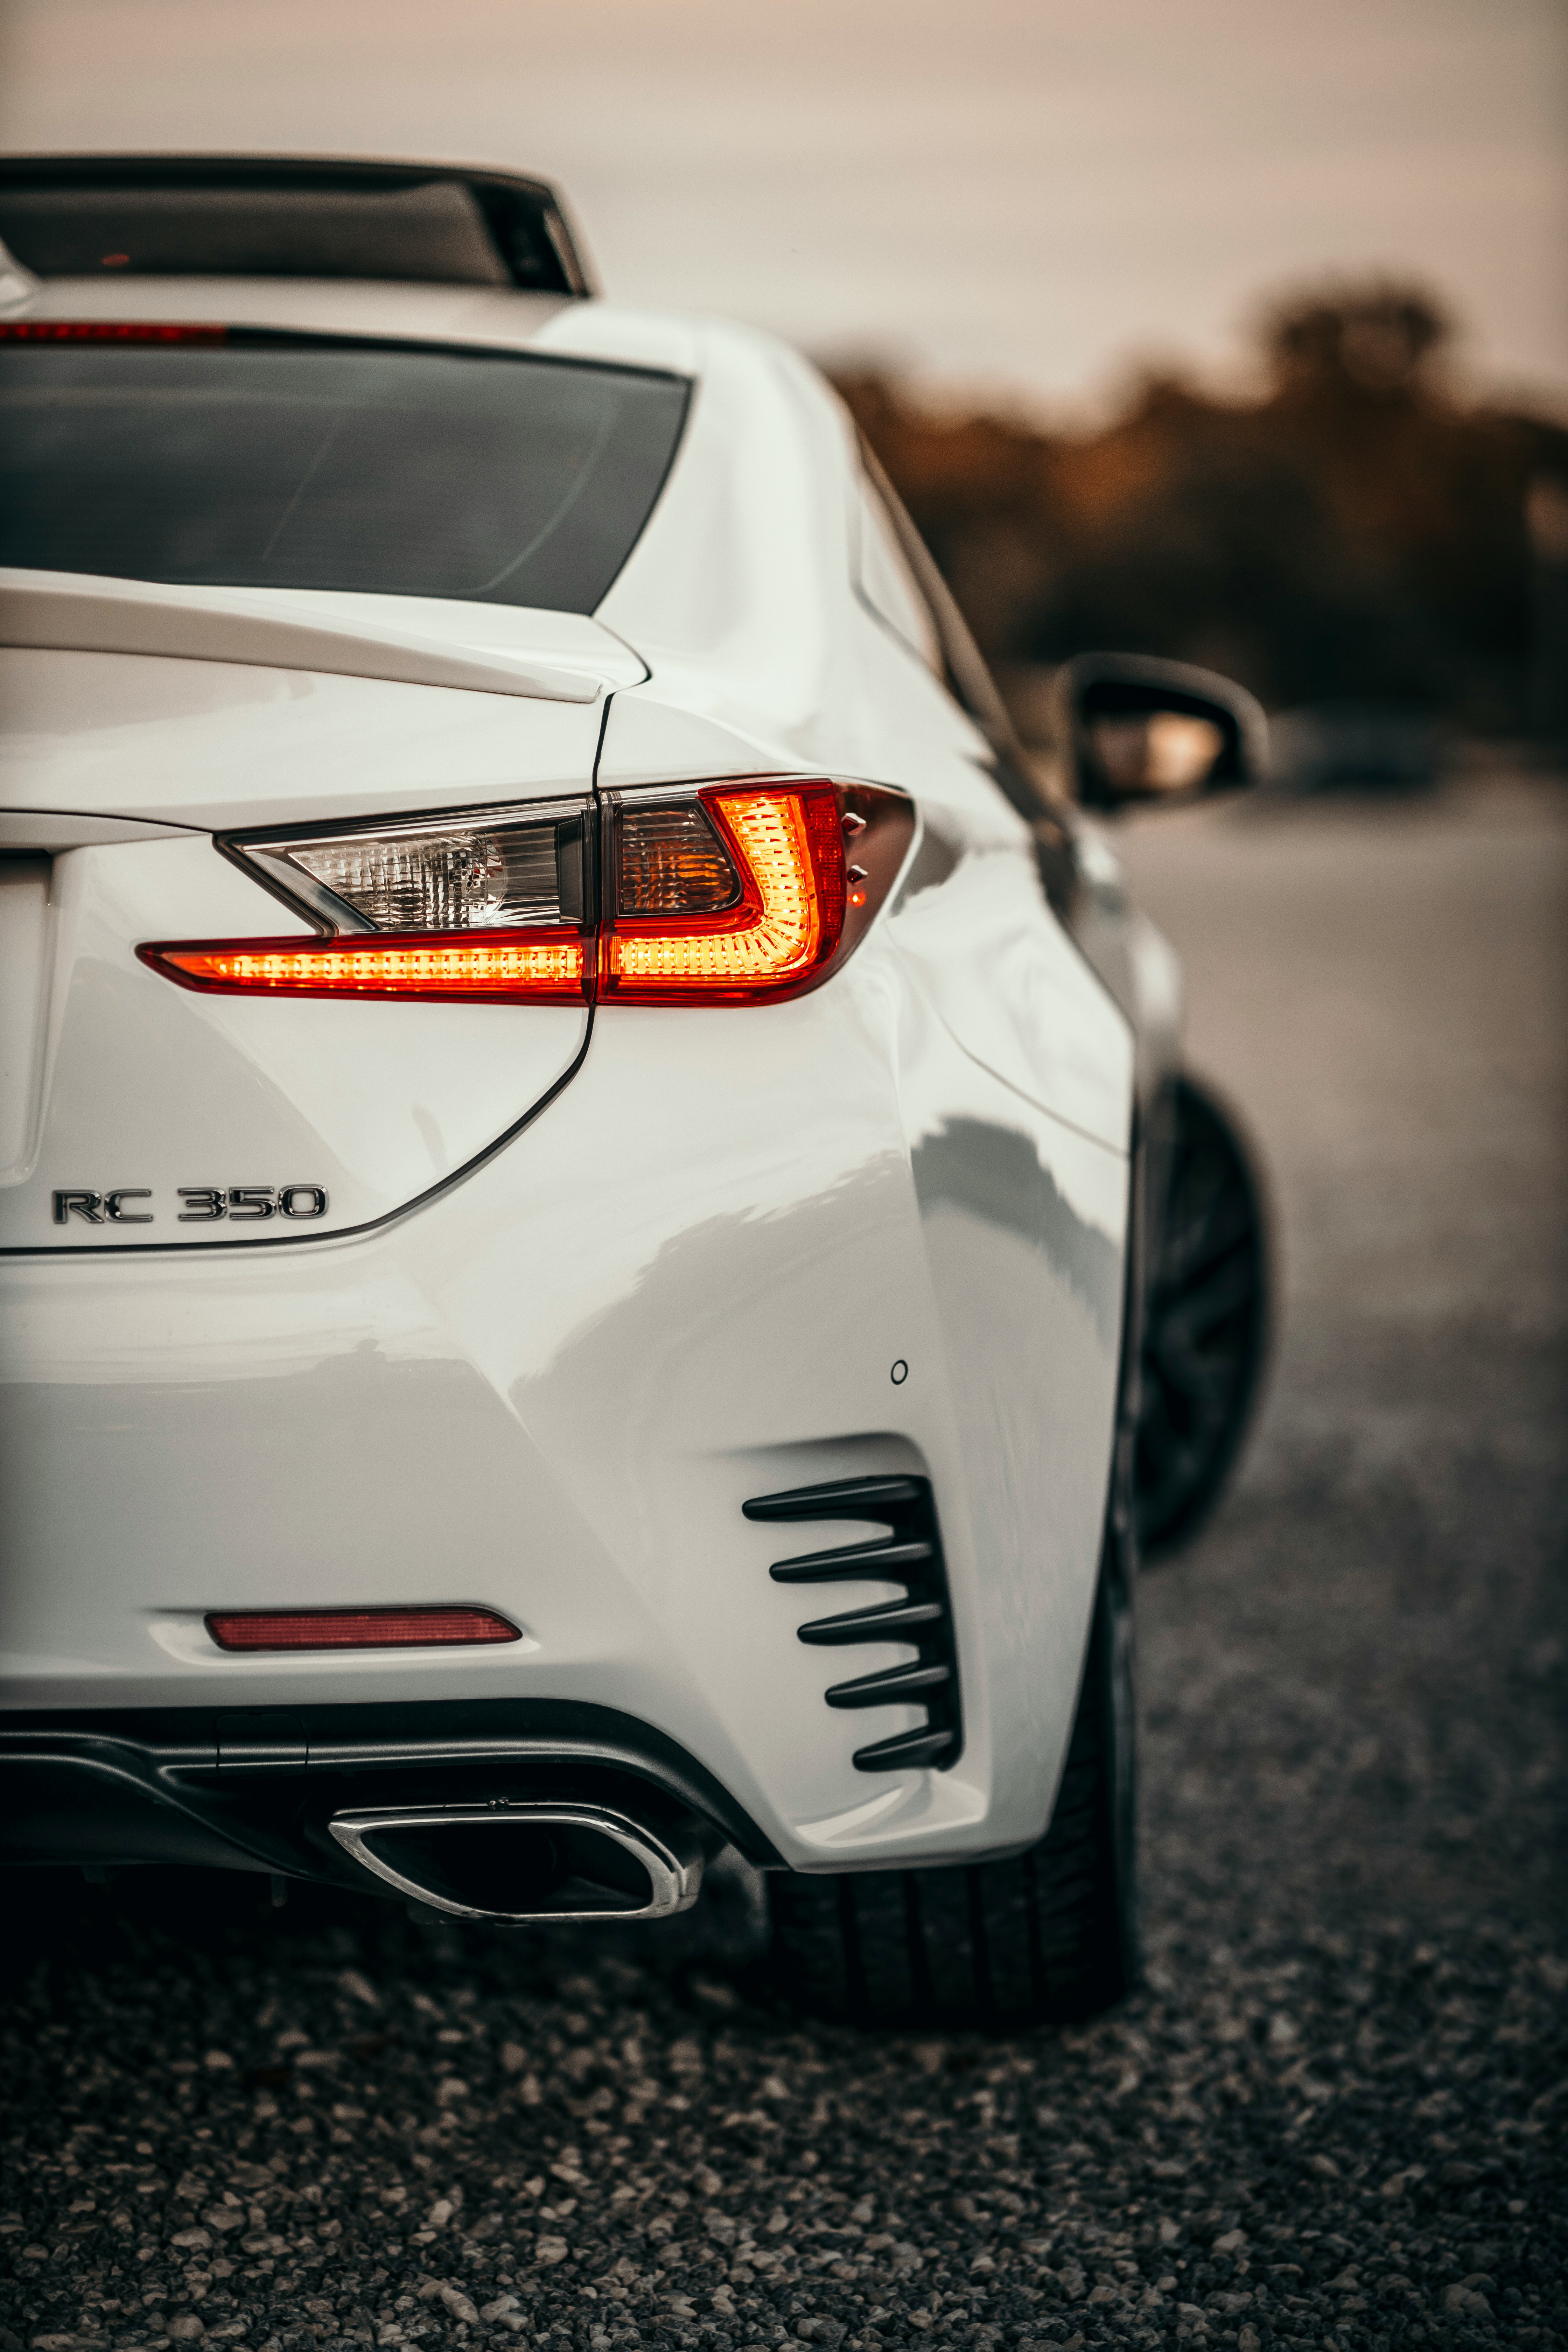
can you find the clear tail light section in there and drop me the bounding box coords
[141,780,914,1008]
[287,816,570,932]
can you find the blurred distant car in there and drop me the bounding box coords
[0,156,1268,2024]
[1268,699,1442,793]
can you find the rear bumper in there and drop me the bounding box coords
[1,970,1119,1876]
[0,1697,779,1886]
[1,986,1008,1872]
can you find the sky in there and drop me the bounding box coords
[2,0,1565,420]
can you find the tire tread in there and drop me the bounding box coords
[766,1545,1138,2029]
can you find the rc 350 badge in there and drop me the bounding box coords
[52,1185,330,1225]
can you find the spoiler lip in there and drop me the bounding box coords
[0,567,607,704]
[0,152,598,300]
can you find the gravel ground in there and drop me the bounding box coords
[4,768,1566,2352]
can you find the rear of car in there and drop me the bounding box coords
[0,158,1150,2023]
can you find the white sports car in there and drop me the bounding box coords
[0,156,1269,2025]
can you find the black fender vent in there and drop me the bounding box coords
[742,1475,961,1773]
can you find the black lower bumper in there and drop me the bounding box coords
[0,1698,782,1887]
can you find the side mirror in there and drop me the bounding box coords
[1054,652,1268,813]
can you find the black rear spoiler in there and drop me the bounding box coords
[0,154,596,298]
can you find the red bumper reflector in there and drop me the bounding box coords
[205,1607,521,1651]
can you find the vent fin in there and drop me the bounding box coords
[796,1597,945,1646]
[824,1659,952,1708]
[742,1473,960,1773]
[848,1725,956,1771]
[767,1534,935,1585]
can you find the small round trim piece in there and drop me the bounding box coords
[890,1359,909,1385]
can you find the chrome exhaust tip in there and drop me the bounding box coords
[328,1800,703,1924]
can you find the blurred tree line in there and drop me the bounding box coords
[834,286,1568,735]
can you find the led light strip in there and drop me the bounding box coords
[602,784,849,1004]
[610,792,819,985]
[147,929,585,1001]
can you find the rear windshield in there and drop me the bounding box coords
[0,333,688,610]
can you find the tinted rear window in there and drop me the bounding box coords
[0,334,688,610]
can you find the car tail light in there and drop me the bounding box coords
[602,784,845,1004]
[141,780,913,1008]
[206,1607,520,1650]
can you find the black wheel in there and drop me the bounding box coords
[1134,1075,1269,1561]
[763,1525,1138,2030]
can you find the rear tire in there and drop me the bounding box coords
[1134,1075,1269,1560]
[764,1524,1138,2029]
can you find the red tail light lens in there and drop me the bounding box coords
[603,783,846,1004]
[145,929,586,1003]
[142,779,913,1009]
[206,1607,520,1650]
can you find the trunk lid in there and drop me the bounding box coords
[0,600,630,1250]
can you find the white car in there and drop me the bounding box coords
[0,156,1268,2025]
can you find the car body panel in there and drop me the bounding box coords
[0,251,1161,1878]
[0,643,613,832]
[0,571,643,706]
[0,828,590,1246]
[0,920,1124,1868]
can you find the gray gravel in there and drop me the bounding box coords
[4,766,1566,2352]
